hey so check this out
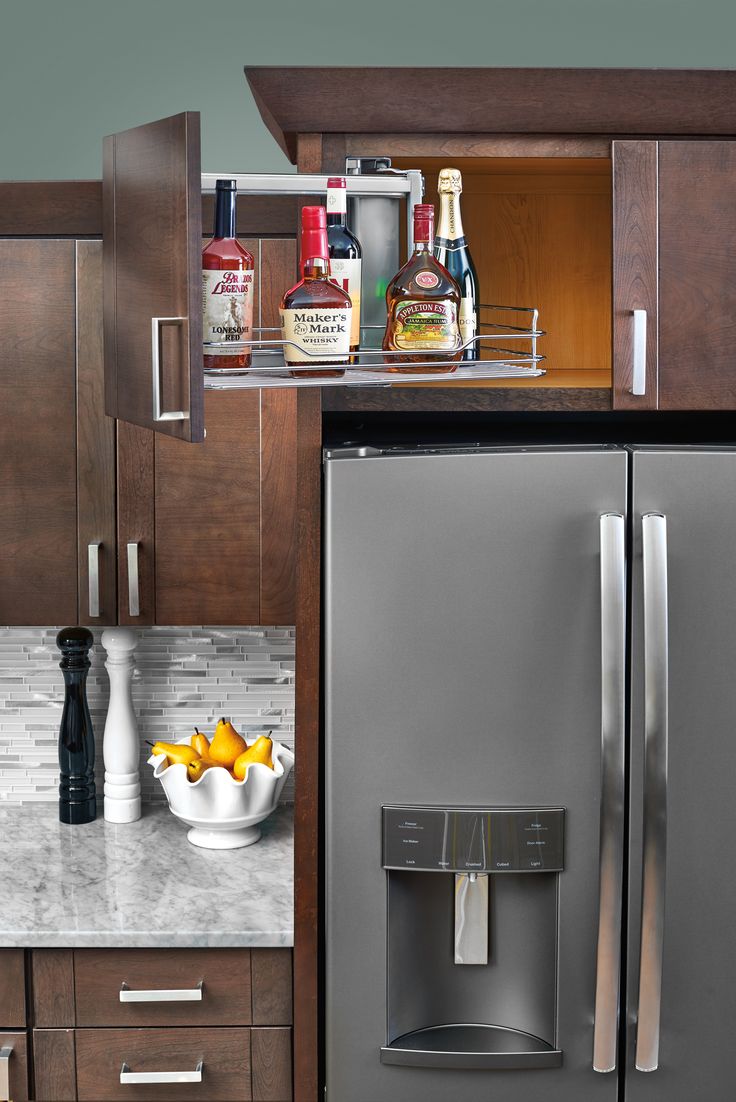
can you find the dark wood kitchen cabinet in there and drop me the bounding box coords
[0,950,29,1100]
[31,948,292,1102]
[0,238,116,626]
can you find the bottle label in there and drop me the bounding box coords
[280,306,352,363]
[327,187,348,215]
[202,269,254,354]
[329,257,362,347]
[391,299,459,351]
[416,271,440,289]
[459,296,477,348]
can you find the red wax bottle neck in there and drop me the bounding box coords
[301,205,330,270]
[413,203,434,249]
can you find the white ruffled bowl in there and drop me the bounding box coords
[148,736,294,849]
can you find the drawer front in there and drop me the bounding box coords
[74,949,251,1027]
[75,1027,251,1101]
[0,1031,29,1102]
[0,951,25,1027]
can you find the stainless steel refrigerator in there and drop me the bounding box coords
[324,444,736,1102]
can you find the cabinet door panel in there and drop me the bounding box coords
[0,1031,28,1101]
[658,141,736,409]
[77,240,117,624]
[154,391,260,624]
[33,1029,76,1101]
[104,112,203,441]
[612,141,658,410]
[117,422,155,625]
[0,240,78,624]
[75,1026,251,1101]
[0,949,25,1027]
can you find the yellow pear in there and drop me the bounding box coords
[232,735,274,780]
[190,729,210,758]
[208,716,248,767]
[150,741,200,767]
[186,758,215,783]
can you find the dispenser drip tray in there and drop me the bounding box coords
[380,1023,563,1070]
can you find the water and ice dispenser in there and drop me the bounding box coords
[381,806,565,1069]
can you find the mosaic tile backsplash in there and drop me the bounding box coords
[0,627,295,806]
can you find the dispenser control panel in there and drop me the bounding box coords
[382,806,564,873]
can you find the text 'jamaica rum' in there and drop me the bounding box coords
[382,203,462,372]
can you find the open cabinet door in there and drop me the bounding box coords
[103,112,204,442]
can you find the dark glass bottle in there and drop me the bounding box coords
[57,627,96,825]
[383,204,461,372]
[202,179,255,371]
[280,206,352,378]
[434,167,480,362]
[326,176,362,353]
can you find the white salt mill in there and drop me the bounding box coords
[101,627,141,823]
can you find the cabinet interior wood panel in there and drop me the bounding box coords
[0,1030,28,1101]
[74,948,252,1027]
[658,141,736,409]
[153,390,261,624]
[75,1026,251,1101]
[31,950,75,1027]
[76,239,117,624]
[393,156,613,384]
[251,1028,292,1101]
[32,1028,76,1101]
[0,950,26,1027]
[0,240,78,625]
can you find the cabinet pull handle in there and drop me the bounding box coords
[120,1059,203,1085]
[127,542,140,618]
[0,1044,12,1102]
[636,513,669,1073]
[631,309,647,396]
[119,980,203,1002]
[593,513,626,1073]
[88,541,102,618]
[152,316,190,423]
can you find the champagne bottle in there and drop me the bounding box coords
[434,168,480,362]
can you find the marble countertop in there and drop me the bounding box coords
[0,803,293,948]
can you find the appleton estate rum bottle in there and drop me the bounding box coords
[383,204,462,372]
[326,176,362,354]
[434,167,480,362]
[280,206,352,378]
[202,179,255,370]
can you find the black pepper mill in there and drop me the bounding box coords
[56,627,97,824]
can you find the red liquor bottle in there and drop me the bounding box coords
[326,176,362,354]
[280,206,352,379]
[202,179,255,370]
[383,203,462,372]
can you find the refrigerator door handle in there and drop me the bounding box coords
[593,513,627,1073]
[636,512,669,1073]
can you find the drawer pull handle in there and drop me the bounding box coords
[120,1060,203,1085]
[119,980,203,1003]
[0,1044,12,1102]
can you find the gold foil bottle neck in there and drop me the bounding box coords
[438,167,463,195]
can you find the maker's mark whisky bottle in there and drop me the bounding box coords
[383,204,462,372]
[280,206,352,378]
[434,167,480,362]
[202,179,255,370]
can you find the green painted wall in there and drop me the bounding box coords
[1,0,735,179]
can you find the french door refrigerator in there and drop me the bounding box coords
[324,444,736,1102]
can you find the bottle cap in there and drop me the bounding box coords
[413,203,435,243]
[215,179,237,190]
[326,177,347,189]
[301,205,330,266]
[438,167,463,194]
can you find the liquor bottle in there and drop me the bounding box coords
[383,204,462,372]
[202,179,255,370]
[434,167,480,362]
[57,627,96,825]
[280,206,352,378]
[326,176,362,353]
